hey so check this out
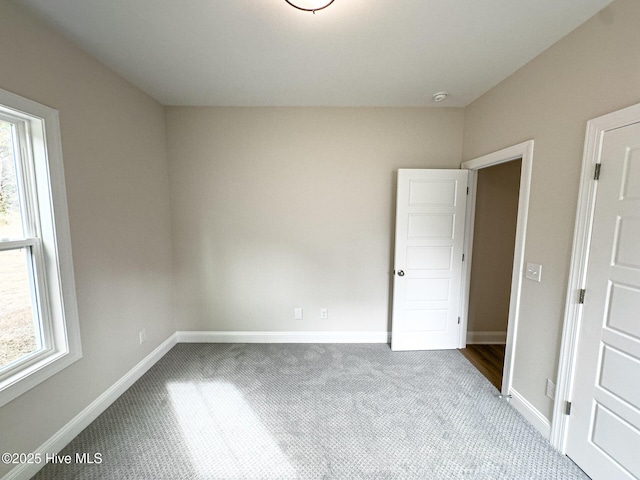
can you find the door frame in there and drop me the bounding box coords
[460,140,534,398]
[551,102,640,452]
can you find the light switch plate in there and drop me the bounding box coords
[526,262,542,282]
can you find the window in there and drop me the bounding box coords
[0,88,80,407]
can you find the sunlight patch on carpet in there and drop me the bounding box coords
[167,381,297,478]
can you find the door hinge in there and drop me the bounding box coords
[466,187,469,195]
[462,254,465,262]
[457,317,461,325]
[578,289,586,304]
[565,401,572,415]
[594,163,601,180]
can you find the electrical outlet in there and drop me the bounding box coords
[320,308,328,319]
[294,308,303,320]
[139,329,147,345]
[546,378,556,400]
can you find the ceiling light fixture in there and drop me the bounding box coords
[285,0,335,14]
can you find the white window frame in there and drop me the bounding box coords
[0,88,81,408]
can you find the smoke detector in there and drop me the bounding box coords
[432,92,449,102]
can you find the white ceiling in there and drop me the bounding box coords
[13,0,614,107]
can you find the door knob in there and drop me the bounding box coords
[397,270,405,276]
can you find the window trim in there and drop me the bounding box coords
[0,88,81,407]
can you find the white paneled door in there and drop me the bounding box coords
[566,122,640,480]
[391,169,468,351]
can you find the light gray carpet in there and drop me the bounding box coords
[34,344,588,479]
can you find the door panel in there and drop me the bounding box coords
[391,169,468,351]
[606,283,640,339]
[407,246,452,269]
[599,346,640,407]
[405,279,450,301]
[566,122,640,480]
[591,404,640,479]
[408,214,455,238]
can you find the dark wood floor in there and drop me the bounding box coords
[460,344,505,391]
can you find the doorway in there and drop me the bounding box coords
[460,140,533,400]
[461,159,522,390]
[389,140,534,402]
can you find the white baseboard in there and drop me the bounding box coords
[466,330,507,344]
[176,330,391,344]
[4,333,178,480]
[508,387,551,440]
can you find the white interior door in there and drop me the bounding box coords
[391,169,468,351]
[566,122,640,479]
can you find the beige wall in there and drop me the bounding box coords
[166,107,464,333]
[2,0,639,467]
[463,0,640,419]
[468,160,521,334]
[0,2,174,475]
